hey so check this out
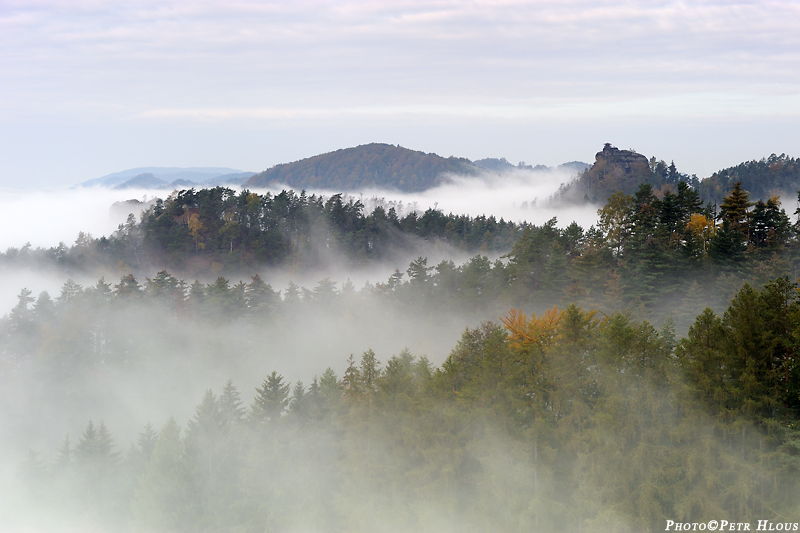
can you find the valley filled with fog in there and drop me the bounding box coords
[0,166,594,310]
[1,165,605,531]
[5,0,800,529]
[2,157,800,532]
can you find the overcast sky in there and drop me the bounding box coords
[1,0,799,188]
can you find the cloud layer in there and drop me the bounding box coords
[1,0,799,185]
[4,0,799,114]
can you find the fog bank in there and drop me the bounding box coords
[0,167,599,253]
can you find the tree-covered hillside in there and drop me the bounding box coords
[246,143,478,192]
[697,153,800,204]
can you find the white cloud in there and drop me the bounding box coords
[0,187,147,250]
[135,91,800,124]
[3,0,798,112]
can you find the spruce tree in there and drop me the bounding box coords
[717,181,753,237]
[250,371,290,422]
[219,379,246,424]
[543,242,569,302]
[289,381,307,418]
[318,368,341,412]
[132,417,193,531]
[360,349,381,394]
[245,274,279,313]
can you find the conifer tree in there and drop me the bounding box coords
[54,435,72,469]
[245,274,279,313]
[675,181,703,224]
[543,242,569,302]
[318,368,341,412]
[132,417,193,530]
[250,371,290,422]
[716,181,753,252]
[219,379,246,424]
[188,279,206,306]
[360,349,381,394]
[342,354,361,395]
[57,279,84,306]
[710,219,747,266]
[289,381,307,418]
[114,274,141,298]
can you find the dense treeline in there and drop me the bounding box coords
[3,178,800,343]
[142,187,520,268]
[12,280,800,532]
[2,178,798,310]
[503,180,799,326]
[0,187,525,276]
[698,153,800,204]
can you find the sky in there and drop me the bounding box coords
[1,0,799,188]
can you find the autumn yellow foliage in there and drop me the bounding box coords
[499,307,564,351]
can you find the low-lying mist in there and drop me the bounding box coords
[4,167,799,532]
[2,286,797,532]
[0,166,598,311]
[262,166,599,228]
[0,260,515,482]
[0,187,151,251]
[0,271,502,531]
[0,166,597,252]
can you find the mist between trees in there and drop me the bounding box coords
[2,179,800,531]
[2,179,799,331]
[3,279,799,532]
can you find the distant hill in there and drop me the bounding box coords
[80,167,253,188]
[110,171,254,190]
[205,172,254,187]
[113,173,167,190]
[559,161,592,174]
[245,143,479,192]
[81,148,589,194]
[697,154,800,204]
[473,157,588,176]
[473,157,519,172]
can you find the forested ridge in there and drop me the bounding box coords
[696,153,800,205]
[0,187,524,277]
[245,143,478,192]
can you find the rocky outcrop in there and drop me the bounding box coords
[594,143,650,175]
[552,144,652,204]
